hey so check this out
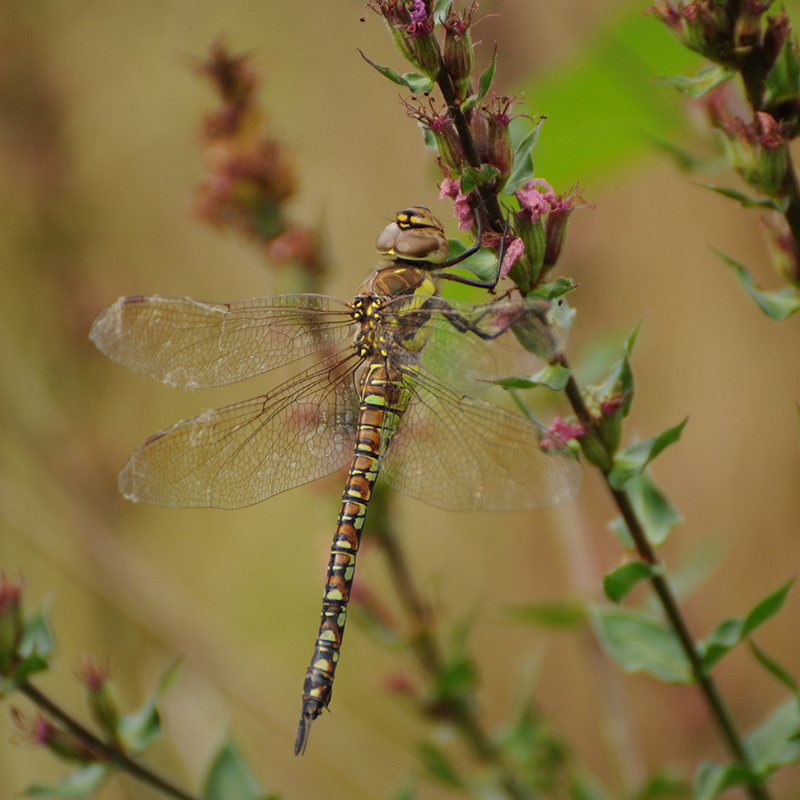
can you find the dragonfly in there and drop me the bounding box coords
[90,206,582,754]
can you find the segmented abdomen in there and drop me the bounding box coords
[295,361,402,754]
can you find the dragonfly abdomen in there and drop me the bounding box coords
[295,362,396,755]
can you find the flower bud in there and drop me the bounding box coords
[443,7,475,102]
[469,98,515,190]
[0,573,24,675]
[16,711,96,763]
[763,214,800,288]
[79,659,120,741]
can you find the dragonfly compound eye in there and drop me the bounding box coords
[375,209,448,264]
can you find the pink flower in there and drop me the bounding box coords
[541,416,586,450]
[499,236,524,279]
[439,177,474,231]
[516,178,556,222]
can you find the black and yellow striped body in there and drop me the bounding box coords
[295,262,434,754]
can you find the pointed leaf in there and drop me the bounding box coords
[460,163,500,194]
[742,579,794,637]
[647,133,707,171]
[19,602,54,661]
[654,66,735,97]
[621,471,683,547]
[608,418,688,489]
[402,72,435,94]
[24,764,110,799]
[749,641,799,695]
[417,742,464,788]
[695,183,787,211]
[746,697,800,774]
[204,738,268,800]
[592,607,692,683]
[701,580,793,671]
[506,601,586,629]
[531,276,577,301]
[496,363,571,391]
[432,0,453,25]
[694,762,759,800]
[503,120,543,195]
[116,659,182,752]
[462,46,496,112]
[700,617,745,671]
[603,561,660,604]
[714,247,800,320]
[764,31,800,106]
[358,51,434,93]
[445,239,498,280]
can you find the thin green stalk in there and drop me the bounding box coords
[374,519,529,800]
[559,365,773,800]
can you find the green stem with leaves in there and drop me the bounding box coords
[18,680,204,800]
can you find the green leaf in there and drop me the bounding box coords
[463,46,497,112]
[714,247,800,321]
[204,738,269,800]
[700,580,794,671]
[24,764,110,799]
[608,515,634,551]
[460,163,500,194]
[358,51,434,93]
[402,72,435,94]
[749,640,799,695]
[432,0,453,25]
[504,120,543,195]
[496,363,571,391]
[592,606,692,683]
[445,239,498,281]
[647,133,708,172]
[746,697,800,775]
[506,601,586,629]
[533,276,577,301]
[620,471,684,548]
[116,658,182,752]
[608,418,688,489]
[696,183,788,211]
[764,30,800,107]
[434,655,478,699]
[694,762,759,800]
[743,579,794,637]
[653,66,735,97]
[19,602,54,662]
[624,315,645,357]
[417,742,464,788]
[700,618,745,671]
[603,561,660,604]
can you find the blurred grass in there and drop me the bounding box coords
[1,2,800,799]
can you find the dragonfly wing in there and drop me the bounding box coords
[380,372,581,512]
[120,355,360,508]
[90,294,354,389]
[387,296,567,395]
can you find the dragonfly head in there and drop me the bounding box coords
[376,206,449,267]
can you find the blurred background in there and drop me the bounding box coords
[1,0,799,798]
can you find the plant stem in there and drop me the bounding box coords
[373,515,529,800]
[19,680,204,800]
[558,364,773,800]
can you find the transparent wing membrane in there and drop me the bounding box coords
[120,354,360,508]
[90,294,354,389]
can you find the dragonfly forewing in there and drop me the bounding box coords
[90,294,354,389]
